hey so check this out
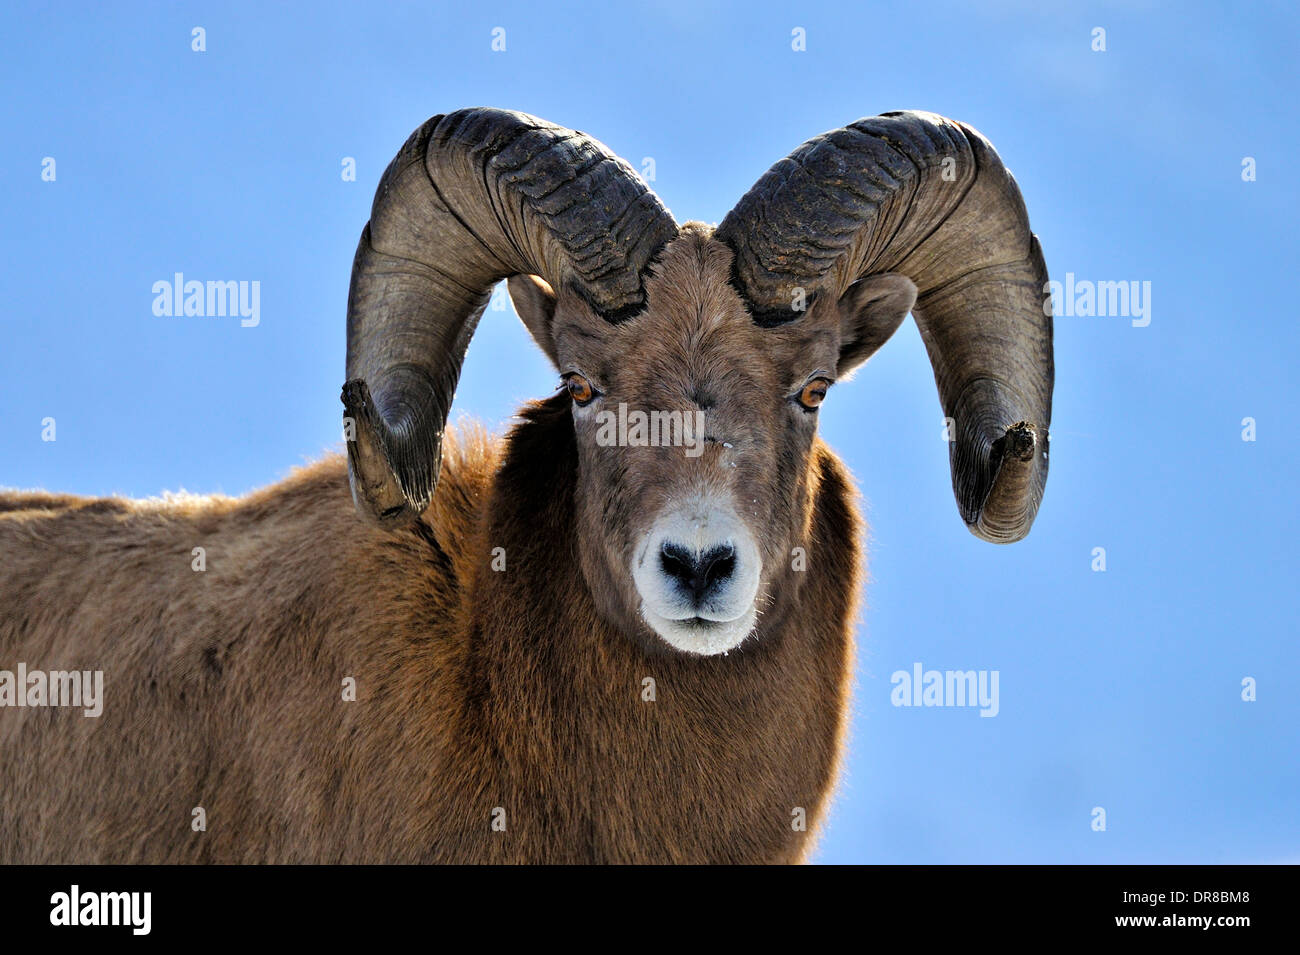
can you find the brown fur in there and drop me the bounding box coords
[0,227,866,863]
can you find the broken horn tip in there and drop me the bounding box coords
[341,378,372,408]
[1005,421,1037,461]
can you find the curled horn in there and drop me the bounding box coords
[716,110,1054,543]
[344,108,678,525]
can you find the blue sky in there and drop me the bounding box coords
[2,0,1297,863]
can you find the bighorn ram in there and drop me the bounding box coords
[0,108,1052,863]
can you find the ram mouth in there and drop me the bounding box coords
[655,608,747,625]
[640,604,757,656]
[683,616,725,628]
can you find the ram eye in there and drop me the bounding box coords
[563,373,599,407]
[795,378,831,411]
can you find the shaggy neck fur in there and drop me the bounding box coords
[444,396,860,863]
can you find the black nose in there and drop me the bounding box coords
[660,542,736,606]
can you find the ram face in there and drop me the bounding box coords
[343,108,1053,657]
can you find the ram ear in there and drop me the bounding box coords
[836,273,918,376]
[507,274,560,369]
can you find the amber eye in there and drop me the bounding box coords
[564,373,599,406]
[796,378,831,411]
